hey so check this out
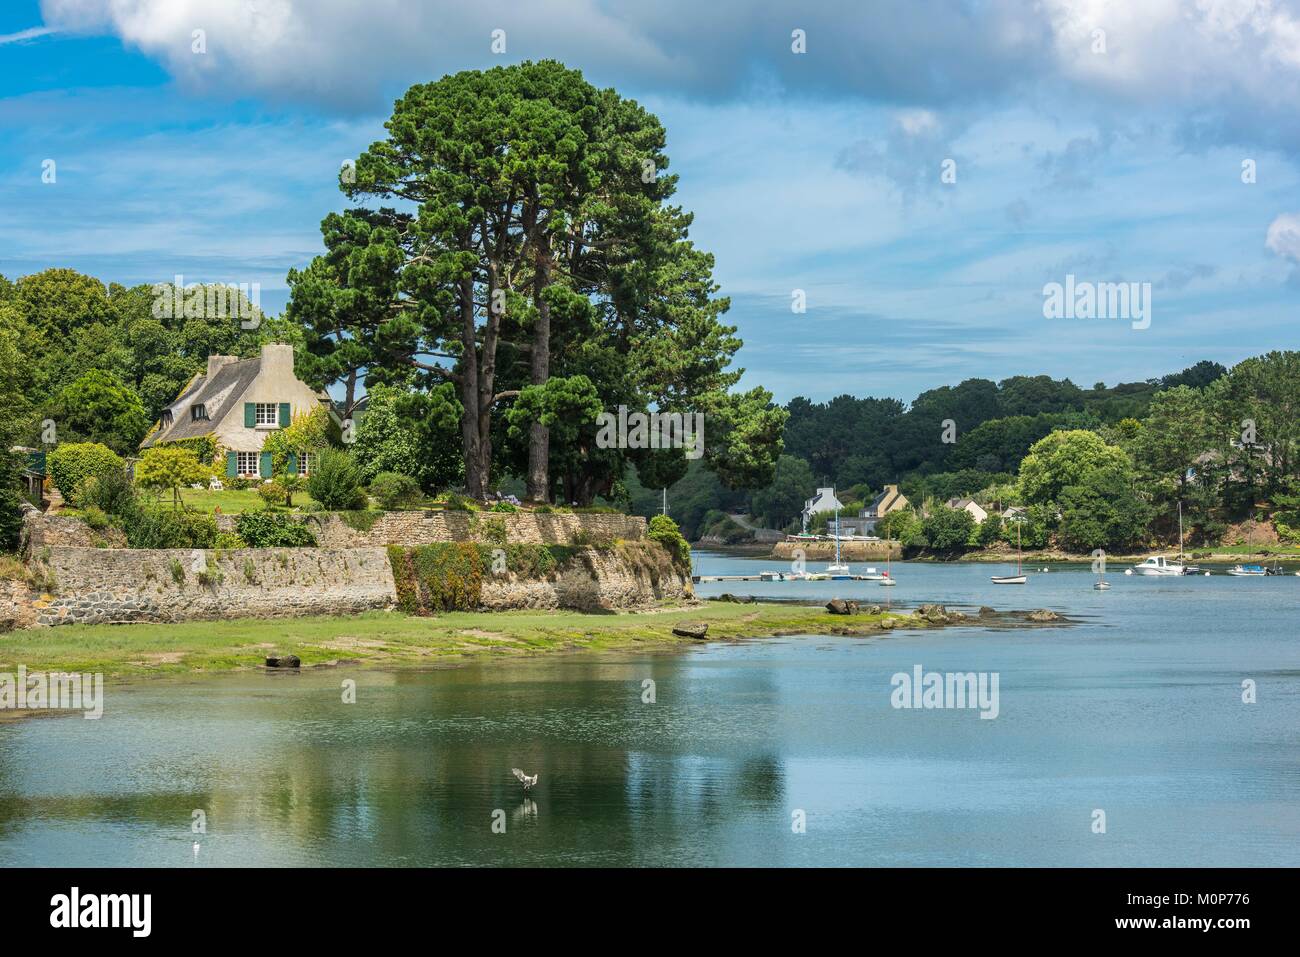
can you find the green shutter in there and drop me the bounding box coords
[226,452,237,478]
[278,402,291,427]
[244,403,256,428]
[259,451,272,478]
[286,453,298,475]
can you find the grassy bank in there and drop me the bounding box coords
[0,602,923,678]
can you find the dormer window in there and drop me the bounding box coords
[191,404,208,421]
[162,410,173,426]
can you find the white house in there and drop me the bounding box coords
[946,497,989,524]
[801,486,843,532]
[140,342,335,480]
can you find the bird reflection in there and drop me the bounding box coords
[512,798,538,826]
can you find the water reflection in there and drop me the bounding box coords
[0,553,1295,866]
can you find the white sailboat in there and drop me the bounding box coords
[827,503,851,578]
[880,525,896,585]
[992,517,1027,584]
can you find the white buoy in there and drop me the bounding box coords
[1124,569,1133,576]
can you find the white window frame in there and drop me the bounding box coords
[236,451,260,476]
[296,452,311,476]
[255,402,279,427]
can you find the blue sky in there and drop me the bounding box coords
[3,0,1300,404]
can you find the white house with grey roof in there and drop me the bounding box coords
[140,342,334,480]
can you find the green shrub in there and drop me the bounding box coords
[490,500,519,513]
[648,514,691,572]
[442,492,476,512]
[370,472,423,509]
[474,515,508,545]
[123,505,216,549]
[242,558,258,583]
[306,449,367,510]
[0,489,26,551]
[235,511,317,547]
[48,442,125,501]
[168,559,185,585]
[214,531,246,549]
[257,481,289,507]
[73,469,137,518]
[81,505,110,530]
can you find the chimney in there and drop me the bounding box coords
[206,355,237,378]
[260,342,295,377]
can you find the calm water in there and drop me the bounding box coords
[1,551,1296,867]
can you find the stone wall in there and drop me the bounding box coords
[7,541,690,628]
[0,579,37,632]
[23,507,646,551]
[281,510,646,548]
[25,547,395,627]
[478,542,689,612]
[22,512,126,550]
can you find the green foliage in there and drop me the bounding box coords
[263,407,333,477]
[473,515,508,545]
[0,489,24,552]
[922,506,976,553]
[81,505,110,530]
[235,511,317,547]
[1018,430,1131,504]
[1057,466,1152,552]
[168,559,185,585]
[489,500,519,513]
[124,506,217,550]
[648,514,691,571]
[48,442,125,501]
[135,444,210,508]
[49,369,149,454]
[369,471,422,509]
[214,532,246,549]
[336,510,380,532]
[306,448,367,510]
[442,493,476,512]
[349,384,463,494]
[387,543,484,614]
[977,514,1004,547]
[750,454,815,530]
[257,482,289,507]
[74,469,138,518]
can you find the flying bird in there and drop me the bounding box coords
[512,768,538,789]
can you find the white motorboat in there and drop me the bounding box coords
[1227,564,1266,577]
[1131,556,1186,576]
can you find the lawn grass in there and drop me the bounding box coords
[0,602,919,678]
[169,488,319,514]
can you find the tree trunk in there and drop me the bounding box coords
[526,255,551,502]
[458,275,486,499]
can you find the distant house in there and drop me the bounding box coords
[855,484,910,534]
[140,343,334,480]
[801,486,843,532]
[1002,505,1028,521]
[946,497,989,524]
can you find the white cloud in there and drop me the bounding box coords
[1265,211,1300,261]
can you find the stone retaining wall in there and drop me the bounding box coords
[283,510,646,547]
[25,547,395,627]
[7,539,689,628]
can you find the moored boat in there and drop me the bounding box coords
[1131,556,1186,576]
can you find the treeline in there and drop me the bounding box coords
[637,356,1300,553]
